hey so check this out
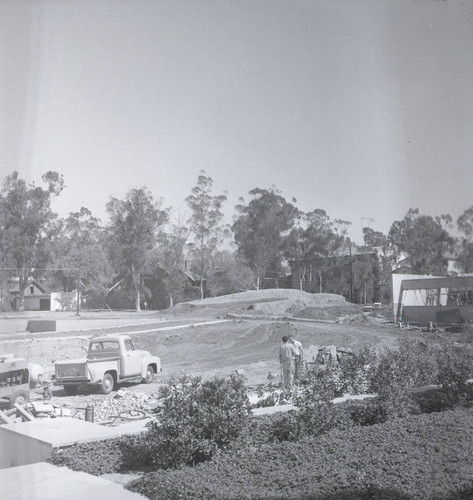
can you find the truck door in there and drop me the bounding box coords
[121,338,142,377]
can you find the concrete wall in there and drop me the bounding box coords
[0,418,150,470]
[402,306,473,324]
[0,427,52,469]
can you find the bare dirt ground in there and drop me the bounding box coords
[0,290,402,412]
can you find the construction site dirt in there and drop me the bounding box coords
[0,290,404,414]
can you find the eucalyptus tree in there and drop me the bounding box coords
[185,172,228,299]
[362,227,392,303]
[52,207,111,303]
[205,250,255,297]
[106,188,168,311]
[282,209,344,291]
[155,220,189,307]
[388,208,454,275]
[232,187,299,289]
[456,206,473,273]
[0,171,64,310]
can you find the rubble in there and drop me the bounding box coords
[91,389,160,423]
[336,312,390,326]
[304,344,354,365]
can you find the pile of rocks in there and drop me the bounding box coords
[336,312,390,326]
[92,389,160,423]
[304,344,354,365]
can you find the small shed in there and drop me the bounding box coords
[21,280,51,311]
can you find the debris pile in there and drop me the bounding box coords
[304,344,354,365]
[92,389,160,423]
[336,312,390,326]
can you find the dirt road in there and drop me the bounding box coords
[0,315,400,391]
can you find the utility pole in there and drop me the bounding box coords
[76,272,81,316]
[349,244,354,303]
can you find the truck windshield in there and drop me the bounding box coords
[124,339,135,351]
[90,341,120,351]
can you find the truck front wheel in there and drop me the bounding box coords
[9,389,30,409]
[143,365,155,384]
[101,373,115,395]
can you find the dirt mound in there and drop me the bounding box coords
[195,289,347,306]
[170,303,198,313]
[179,290,351,319]
[294,304,361,321]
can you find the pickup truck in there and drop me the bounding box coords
[54,334,161,395]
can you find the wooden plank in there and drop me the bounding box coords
[0,409,13,424]
[14,403,35,421]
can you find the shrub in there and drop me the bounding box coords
[337,345,378,394]
[252,372,283,408]
[434,342,473,408]
[372,335,438,394]
[347,398,390,426]
[125,373,251,470]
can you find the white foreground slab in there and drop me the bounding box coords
[0,417,150,469]
[0,462,145,500]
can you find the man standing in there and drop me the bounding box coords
[279,336,298,390]
[289,336,304,382]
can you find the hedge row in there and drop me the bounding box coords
[126,408,473,500]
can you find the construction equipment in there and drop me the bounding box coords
[0,354,40,409]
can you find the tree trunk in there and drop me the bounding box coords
[169,294,174,308]
[18,273,27,311]
[199,273,204,300]
[133,267,141,312]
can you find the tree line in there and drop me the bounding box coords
[0,170,472,311]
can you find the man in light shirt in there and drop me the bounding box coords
[289,336,304,382]
[279,336,298,390]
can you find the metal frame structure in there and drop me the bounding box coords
[396,276,473,324]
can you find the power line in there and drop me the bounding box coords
[0,268,79,271]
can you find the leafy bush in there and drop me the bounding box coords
[434,342,473,408]
[336,345,378,394]
[252,372,284,408]
[251,336,473,441]
[126,408,473,500]
[124,374,251,470]
[347,398,390,426]
[372,336,438,394]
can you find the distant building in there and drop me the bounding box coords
[0,277,78,311]
[11,279,51,311]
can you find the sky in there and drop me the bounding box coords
[1,0,472,243]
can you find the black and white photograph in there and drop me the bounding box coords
[1,0,473,498]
